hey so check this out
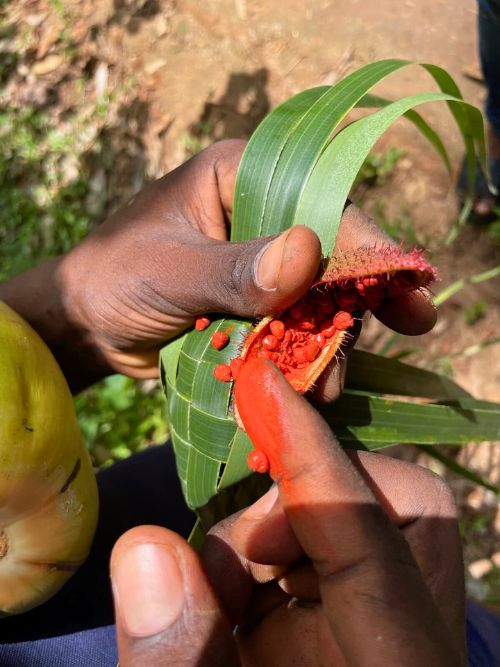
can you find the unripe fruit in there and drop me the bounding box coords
[0,302,98,615]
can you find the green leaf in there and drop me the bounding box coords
[345,350,470,400]
[293,91,479,252]
[320,393,500,448]
[359,93,451,174]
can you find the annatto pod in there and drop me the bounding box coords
[233,245,437,432]
[0,301,98,615]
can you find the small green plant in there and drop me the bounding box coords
[355,147,406,188]
[75,376,168,467]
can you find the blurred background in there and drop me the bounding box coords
[1,0,499,604]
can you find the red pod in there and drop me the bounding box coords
[213,364,232,382]
[234,245,437,400]
[211,331,229,350]
[194,316,211,331]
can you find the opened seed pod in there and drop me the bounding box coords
[231,245,437,472]
[236,245,436,395]
[0,302,98,615]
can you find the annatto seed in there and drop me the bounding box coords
[211,331,229,350]
[292,346,308,363]
[269,320,286,340]
[262,334,279,350]
[213,364,232,382]
[247,449,270,474]
[304,342,320,362]
[315,333,326,348]
[332,311,354,331]
[195,316,211,331]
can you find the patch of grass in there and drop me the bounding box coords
[0,99,167,465]
[75,376,168,467]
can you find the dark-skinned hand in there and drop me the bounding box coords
[0,140,436,394]
[111,358,465,667]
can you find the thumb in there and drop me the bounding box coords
[111,526,238,667]
[186,224,322,318]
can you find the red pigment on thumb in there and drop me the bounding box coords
[234,358,288,480]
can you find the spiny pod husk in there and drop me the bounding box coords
[237,244,437,395]
[0,302,98,616]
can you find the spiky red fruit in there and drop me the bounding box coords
[237,245,436,395]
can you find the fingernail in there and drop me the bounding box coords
[254,230,292,290]
[113,542,185,638]
[241,484,279,521]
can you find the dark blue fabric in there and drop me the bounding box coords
[478,0,500,133]
[467,601,500,667]
[0,443,195,666]
[0,626,117,667]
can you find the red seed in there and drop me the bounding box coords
[333,311,354,330]
[247,449,270,474]
[292,346,308,363]
[304,342,320,362]
[211,331,229,350]
[315,333,326,348]
[355,279,365,294]
[321,323,337,338]
[213,364,232,382]
[229,357,244,380]
[262,334,279,351]
[195,316,211,331]
[270,320,286,340]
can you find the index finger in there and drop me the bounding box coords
[234,358,461,666]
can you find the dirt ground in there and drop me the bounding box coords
[4,0,500,599]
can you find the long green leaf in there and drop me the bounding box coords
[293,91,477,252]
[320,392,500,448]
[346,350,471,400]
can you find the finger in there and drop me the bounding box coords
[160,223,322,320]
[170,139,247,241]
[337,203,437,335]
[234,358,462,666]
[111,526,238,667]
[231,450,464,640]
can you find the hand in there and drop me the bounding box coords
[110,359,465,667]
[0,140,436,392]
